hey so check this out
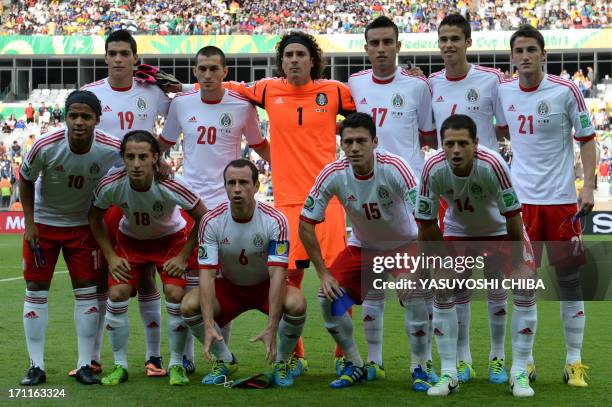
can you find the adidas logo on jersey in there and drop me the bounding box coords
[24,311,38,319]
[347,194,357,201]
[103,105,112,112]
[436,96,444,102]
[84,306,98,315]
[434,328,444,336]
[221,237,231,245]
[188,116,197,123]
[508,105,516,112]
[359,97,368,105]
[274,97,284,104]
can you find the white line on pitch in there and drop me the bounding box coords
[0,270,68,282]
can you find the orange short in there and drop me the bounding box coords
[277,201,346,270]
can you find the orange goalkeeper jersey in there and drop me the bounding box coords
[225,78,355,205]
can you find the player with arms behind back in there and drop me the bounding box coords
[89,131,207,386]
[180,159,306,387]
[496,25,596,388]
[415,114,537,397]
[19,91,122,386]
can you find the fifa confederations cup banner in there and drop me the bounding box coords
[1,29,611,56]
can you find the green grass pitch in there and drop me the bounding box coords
[0,234,610,406]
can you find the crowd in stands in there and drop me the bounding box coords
[1,1,610,35]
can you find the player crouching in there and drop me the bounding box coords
[89,131,206,385]
[299,113,431,389]
[415,115,537,397]
[180,159,307,387]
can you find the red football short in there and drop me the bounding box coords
[23,223,101,282]
[444,234,536,277]
[108,229,188,288]
[521,203,585,268]
[327,244,418,305]
[213,278,296,327]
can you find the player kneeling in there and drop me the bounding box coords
[415,115,537,397]
[180,159,306,387]
[89,131,206,386]
[299,112,431,389]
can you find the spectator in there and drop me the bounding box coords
[10,140,21,158]
[0,141,6,157]
[0,175,11,208]
[6,114,16,132]
[24,102,35,123]
[38,101,46,117]
[52,104,62,122]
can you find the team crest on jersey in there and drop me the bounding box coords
[536,100,550,117]
[252,233,265,249]
[391,93,404,108]
[377,186,391,202]
[304,195,315,211]
[152,200,164,213]
[465,88,480,104]
[315,93,328,106]
[136,97,147,112]
[198,245,208,261]
[469,183,485,200]
[220,113,233,128]
[89,163,100,175]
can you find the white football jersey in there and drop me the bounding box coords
[198,201,289,286]
[161,89,265,208]
[93,172,200,240]
[81,77,170,138]
[301,152,419,250]
[415,146,521,237]
[496,74,595,204]
[20,127,122,227]
[429,65,504,150]
[349,67,435,176]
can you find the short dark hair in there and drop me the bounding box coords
[440,114,477,141]
[64,89,102,118]
[340,112,376,140]
[276,31,324,80]
[510,24,545,52]
[105,29,137,55]
[365,16,399,41]
[120,130,160,157]
[195,46,226,67]
[438,13,471,40]
[223,159,259,185]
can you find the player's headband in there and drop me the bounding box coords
[65,90,102,117]
[283,35,312,53]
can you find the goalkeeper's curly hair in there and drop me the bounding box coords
[275,31,325,80]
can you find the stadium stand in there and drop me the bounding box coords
[1,0,610,35]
